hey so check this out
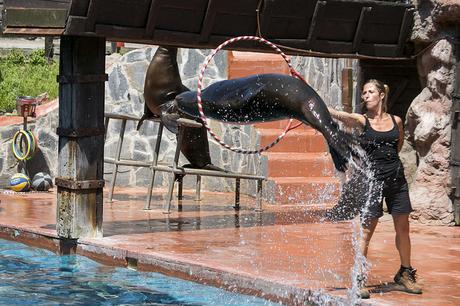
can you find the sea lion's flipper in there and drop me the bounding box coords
[300,97,359,172]
[328,145,349,172]
[137,101,159,130]
[202,163,226,172]
[324,124,359,172]
[159,101,180,134]
[179,113,213,169]
[182,163,226,172]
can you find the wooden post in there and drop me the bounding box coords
[44,37,54,62]
[341,66,353,113]
[56,36,107,239]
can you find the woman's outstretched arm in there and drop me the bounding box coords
[328,107,366,129]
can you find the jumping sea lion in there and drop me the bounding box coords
[142,46,219,170]
[169,74,358,171]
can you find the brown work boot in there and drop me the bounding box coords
[394,266,422,294]
[359,288,370,299]
[357,274,370,299]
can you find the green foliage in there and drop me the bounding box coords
[0,49,58,114]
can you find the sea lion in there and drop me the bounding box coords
[170,74,358,171]
[142,46,219,170]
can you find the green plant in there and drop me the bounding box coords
[0,49,59,114]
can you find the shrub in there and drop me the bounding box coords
[0,49,59,114]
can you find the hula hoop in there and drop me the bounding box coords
[197,35,303,154]
[27,130,37,159]
[12,130,37,161]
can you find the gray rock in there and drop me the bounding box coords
[37,129,57,149]
[125,62,149,92]
[134,167,152,185]
[123,49,147,63]
[182,50,206,79]
[107,65,129,101]
[133,150,151,162]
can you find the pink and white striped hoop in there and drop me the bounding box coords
[197,35,304,154]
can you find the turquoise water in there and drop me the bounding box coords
[0,239,280,305]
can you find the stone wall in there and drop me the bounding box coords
[402,0,459,225]
[291,57,357,110]
[103,47,266,194]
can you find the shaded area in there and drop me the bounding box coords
[2,0,415,58]
[43,209,327,237]
[18,148,51,180]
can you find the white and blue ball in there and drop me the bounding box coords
[9,173,31,192]
[31,172,53,191]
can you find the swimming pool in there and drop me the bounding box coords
[0,238,280,305]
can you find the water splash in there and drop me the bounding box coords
[343,150,376,304]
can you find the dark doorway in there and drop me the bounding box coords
[357,59,421,121]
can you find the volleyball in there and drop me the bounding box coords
[9,173,31,192]
[31,172,53,191]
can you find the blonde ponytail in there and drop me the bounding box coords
[382,84,389,113]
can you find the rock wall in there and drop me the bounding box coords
[403,0,459,225]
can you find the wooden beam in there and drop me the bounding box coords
[199,0,217,43]
[3,5,69,28]
[306,1,326,49]
[96,24,146,40]
[144,0,160,38]
[396,8,414,56]
[352,6,372,53]
[85,0,98,32]
[56,36,106,239]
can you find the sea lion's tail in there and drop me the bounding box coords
[328,145,349,172]
[324,121,360,172]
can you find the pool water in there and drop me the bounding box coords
[0,239,280,305]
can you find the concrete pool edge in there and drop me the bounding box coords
[0,224,357,305]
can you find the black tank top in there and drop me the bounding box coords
[361,115,402,180]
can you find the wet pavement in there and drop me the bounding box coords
[0,187,458,305]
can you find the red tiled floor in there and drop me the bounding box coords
[0,187,459,305]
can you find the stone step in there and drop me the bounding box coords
[265,152,334,177]
[269,176,340,205]
[259,128,328,153]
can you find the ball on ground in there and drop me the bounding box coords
[9,173,31,192]
[31,172,53,191]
